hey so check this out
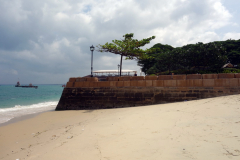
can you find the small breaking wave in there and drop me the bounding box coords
[0,101,58,124]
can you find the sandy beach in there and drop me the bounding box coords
[1,95,240,160]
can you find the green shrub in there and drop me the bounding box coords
[223,68,240,73]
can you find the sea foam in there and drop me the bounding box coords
[0,101,58,124]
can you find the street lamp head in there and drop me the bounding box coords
[90,45,95,51]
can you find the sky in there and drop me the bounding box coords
[0,0,240,84]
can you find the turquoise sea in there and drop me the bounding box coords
[0,84,64,124]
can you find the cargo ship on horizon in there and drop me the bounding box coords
[15,81,38,89]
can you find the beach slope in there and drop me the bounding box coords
[1,95,240,160]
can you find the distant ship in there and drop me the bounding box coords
[15,81,38,89]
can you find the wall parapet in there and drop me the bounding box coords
[66,74,240,88]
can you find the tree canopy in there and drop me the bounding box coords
[137,40,240,75]
[137,43,174,74]
[97,33,155,76]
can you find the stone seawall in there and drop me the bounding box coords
[56,73,240,110]
[56,86,240,110]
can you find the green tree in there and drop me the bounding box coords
[97,33,155,76]
[182,42,227,70]
[137,43,174,74]
[222,39,240,65]
[148,47,185,75]
[138,41,229,75]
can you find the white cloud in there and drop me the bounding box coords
[55,12,69,20]
[223,32,240,40]
[16,50,38,61]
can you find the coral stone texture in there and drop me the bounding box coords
[57,74,240,110]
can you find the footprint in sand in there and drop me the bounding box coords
[67,136,73,139]
[235,150,240,153]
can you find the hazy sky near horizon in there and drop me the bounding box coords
[1,0,240,84]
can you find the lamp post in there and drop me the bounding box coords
[90,45,95,77]
[118,64,120,76]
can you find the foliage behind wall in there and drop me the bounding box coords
[137,39,240,75]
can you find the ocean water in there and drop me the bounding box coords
[0,84,64,124]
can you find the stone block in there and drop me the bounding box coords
[158,75,172,80]
[124,81,131,87]
[131,76,145,81]
[66,82,74,87]
[145,80,153,87]
[163,80,177,87]
[86,77,98,82]
[214,79,229,87]
[195,80,203,87]
[203,79,214,87]
[218,73,235,79]
[230,89,240,93]
[76,77,87,82]
[107,77,115,81]
[83,82,90,87]
[94,82,99,87]
[69,77,76,82]
[235,74,240,78]
[110,81,117,87]
[176,80,187,87]
[119,76,132,81]
[75,77,81,82]
[152,80,157,87]
[117,81,124,87]
[202,74,218,79]
[98,81,110,87]
[186,79,194,87]
[145,76,158,80]
[138,81,146,87]
[112,77,120,81]
[153,80,164,87]
[130,81,138,87]
[186,79,203,87]
[186,93,198,97]
[75,82,84,87]
[186,74,202,79]
[229,79,239,87]
[213,87,229,93]
[135,93,143,98]
[172,75,186,80]
[88,82,96,87]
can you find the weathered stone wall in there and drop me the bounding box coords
[56,73,240,110]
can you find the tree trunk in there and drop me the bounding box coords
[120,55,123,77]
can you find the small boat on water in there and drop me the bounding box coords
[15,81,38,89]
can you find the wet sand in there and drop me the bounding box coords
[0,110,54,127]
[0,95,240,160]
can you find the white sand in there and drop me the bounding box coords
[0,95,240,160]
